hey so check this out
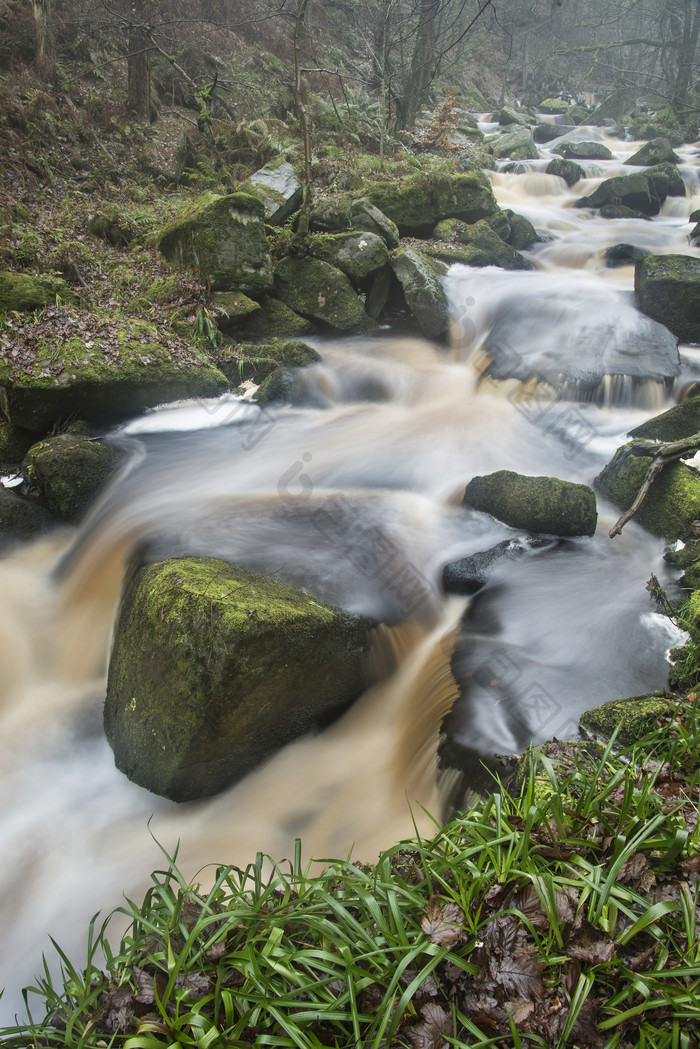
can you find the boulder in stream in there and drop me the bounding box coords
[553,140,614,162]
[428,218,532,270]
[545,157,584,186]
[624,138,680,167]
[104,557,376,801]
[0,486,55,550]
[635,254,700,343]
[489,126,538,161]
[575,165,684,217]
[22,433,127,522]
[462,470,597,537]
[0,315,229,431]
[594,439,700,542]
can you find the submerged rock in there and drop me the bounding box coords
[157,192,273,295]
[104,557,375,800]
[442,539,525,595]
[462,470,597,537]
[635,254,700,343]
[594,439,700,542]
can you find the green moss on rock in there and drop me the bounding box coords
[366,171,499,237]
[0,314,230,430]
[104,557,376,800]
[594,440,700,542]
[22,433,126,522]
[389,247,449,340]
[223,295,316,339]
[157,192,273,295]
[274,256,368,331]
[579,694,675,747]
[427,218,531,270]
[462,470,598,537]
[635,254,700,343]
[309,231,389,285]
[629,395,700,442]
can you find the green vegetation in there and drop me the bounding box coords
[3,699,700,1047]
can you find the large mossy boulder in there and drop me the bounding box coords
[625,138,680,167]
[157,192,273,295]
[428,218,531,270]
[580,694,675,748]
[309,231,389,284]
[635,254,700,343]
[273,256,369,330]
[366,171,500,237]
[575,164,685,217]
[220,295,315,339]
[214,339,321,385]
[538,98,570,115]
[389,247,449,339]
[21,434,126,522]
[462,470,597,537]
[554,140,614,161]
[104,557,376,801]
[594,440,700,542]
[629,395,700,442]
[0,314,229,431]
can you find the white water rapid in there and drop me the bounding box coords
[1,125,698,1025]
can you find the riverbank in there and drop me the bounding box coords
[2,693,698,1047]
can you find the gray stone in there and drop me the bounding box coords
[545,157,584,186]
[624,138,680,167]
[490,126,539,161]
[274,255,368,330]
[389,247,449,339]
[309,231,389,285]
[635,253,700,343]
[554,140,614,161]
[245,161,303,225]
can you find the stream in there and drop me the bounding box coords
[1,123,699,1025]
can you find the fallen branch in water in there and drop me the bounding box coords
[609,432,700,537]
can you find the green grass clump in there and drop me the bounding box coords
[2,698,700,1048]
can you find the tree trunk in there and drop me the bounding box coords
[397,0,442,130]
[294,0,313,232]
[128,0,151,121]
[671,0,700,112]
[32,0,55,80]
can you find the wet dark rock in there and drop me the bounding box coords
[554,140,614,161]
[605,243,651,267]
[104,557,375,801]
[533,124,562,144]
[462,471,597,537]
[576,165,685,217]
[389,247,449,339]
[22,433,127,522]
[0,486,55,549]
[504,210,541,250]
[442,539,525,595]
[545,157,584,186]
[624,138,681,167]
[490,126,538,161]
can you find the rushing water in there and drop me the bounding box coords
[1,126,698,1024]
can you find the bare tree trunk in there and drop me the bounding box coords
[32,0,55,80]
[128,0,151,121]
[397,0,442,129]
[294,0,313,232]
[671,0,700,112]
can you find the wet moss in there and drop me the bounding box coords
[366,171,499,237]
[579,694,675,747]
[635,254,700,343]
[104,557,375,800]
[0,315,229,430]
[594,440,700,542]
[463,470,598,537]
[22,433,126,521]
[273,256,368,331]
